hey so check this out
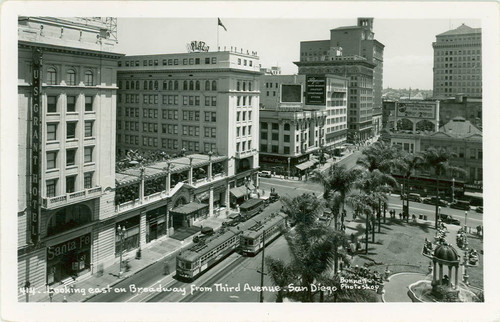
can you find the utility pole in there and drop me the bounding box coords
[259,229,266,303]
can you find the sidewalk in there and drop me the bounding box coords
[27,210,229,303]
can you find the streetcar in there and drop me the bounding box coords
[239,198,264,220]
[240,212,287,256]
[176,217,258,281]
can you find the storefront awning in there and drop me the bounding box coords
[230,186,248,198]
[170,202,208,215]
[295,160,317,171]
[464,191,483,199]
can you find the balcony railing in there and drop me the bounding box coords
[42,186,102,209]
[115,181,184,213]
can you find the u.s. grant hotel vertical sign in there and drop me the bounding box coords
[30,48,42,245]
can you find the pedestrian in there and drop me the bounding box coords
[62,296,68,303]
[164,261,170,275]
[398,212,402,220]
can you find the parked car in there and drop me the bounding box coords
[423,197,449,207]
[440,214,460,225]
[401,193,423,203]
[259,170,272,178]
[475,206,483,213]
[450,200,471,211]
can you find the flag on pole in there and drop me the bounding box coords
[218,18,227,31]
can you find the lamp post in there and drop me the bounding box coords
[117,225,126,278]
[452,178,455,204]
[438,206,441,224]
[287,157,291,179]
[464,211,468,228]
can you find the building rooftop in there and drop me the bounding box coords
[115,153,227,186]
[437,23,481,37]
[439,117,482,138]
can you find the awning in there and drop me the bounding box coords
[170,202,208,215]
[230,186,248,198]
[295,160,317,171]
[464,191,483,199]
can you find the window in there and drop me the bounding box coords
[85,96,93,111]
[85,121,93,137]
[261,132,267,140]
[66,149,76,166]
[66,176,76,193]
[211,97,217,106]
[272,123,279,130]
[67,96,76,112]
[47,67,57,85]
[67,69,76,85]
[261,122,268,129]
[284,147,290,154]
[205,80,210,91]
[183,81,188,90]
[212,81,217,91]
[67,122,76,139]
[84,147,93,163]
[211,57,217,64]
[261,144,267,152]
[237,82,240,91]
[47,151,57,169]
[84,71,93,86]
[47,123,57,141]
[284,123,290,131]
[237,112,240,121]
[46,179,57,197]
[47,96,57,113]
[195,81,200,90]
[272,145,278,153]
[284,135,290,142]
[236,127,240,137]
[272,133,279,140]
[205,57,210,64]
[84,172,93,189]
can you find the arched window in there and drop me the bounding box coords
[205,80,210,91]
[243,82,246,91]
[249,82,252,91]
[84,70,93,86]
[131,81,135,90]
[174,81,179,90]
[126,81,130,90]
[144,80,148,90]
[47,204,92,237]
[149,81,153,90]
[195,81,200,90]
[212,80,217,91]
[163,81,167,90]
[237,81,240,91]
[189,81,194,91]
[168,81,173,90]
[183,81,188,90]
[66,69,76,85]
[118,81,122,89]
[47,67,57,85]
[154,80,159,90]
[136,81,139,89]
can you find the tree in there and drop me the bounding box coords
[311,164,361,230]
[396,152,424,219]
[265,258,295,302]
[280,193,323,228]
[421,147,467,229]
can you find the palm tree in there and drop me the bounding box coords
[280,193,323,228]
[421,147,467,229]
[356,141,398,174]
[265,258,295,302]
[395,152,424,220]
[346,193,375,253]
[311,164,361,230]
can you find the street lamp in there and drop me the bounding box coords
[464,211,468,228]
[117,225,126,278]
[287,157,291,179]
[452,178,455,204]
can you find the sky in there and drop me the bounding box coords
[115,17,482,90]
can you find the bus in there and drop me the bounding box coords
[239,198,264,220]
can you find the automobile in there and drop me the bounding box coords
[440,214,460,225]
[450,200,471,211]
[423,197,449,207]
[401,193,423,203]
[475,206,483,213]
[259,170,272,178]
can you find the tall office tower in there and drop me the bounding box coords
[116,48,261,180]
[18,17,122,297]
[299,18,383,142]
[432,24,482,98]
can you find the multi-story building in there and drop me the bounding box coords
[116,49,261,183]
[299,17,384,110]
[432,24,482,98]
[18,17,122,295]
[438,95,482,130]
[258,74,347,177]
[390,117,482,185]
[295,55,374,143]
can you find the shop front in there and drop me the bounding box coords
[115,216,140,255]
[170,202,209,228]
[146,206,167,243]
[259,154,310,177]
[46,233,92,285]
